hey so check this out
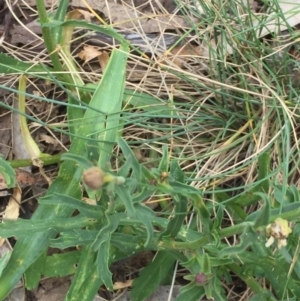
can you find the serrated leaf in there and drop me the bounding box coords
[92,214,120,290]
[131,251,175,301]
[92,214,120,252]
[96,240,113,290]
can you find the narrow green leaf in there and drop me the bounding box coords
[65,246,101,301]
[132,188,155,204]
[111,233,156,253]
[189,193,212,232]
[115,185,135,217]
[0,157,16,188]
[117,138,142,178]
[248,292,275,301]
[49,230,97,249]
[84,87,173,116]
[161,180,200,195]
[92,47,128,168]
[161,161,188,238]
[212,203,225,230]
[288,185,300,203]
[39,193,104,219]
[158,145,169,172]
[204,279,213,299]
[96,241,113,290]
[131,251,175,301]
[181,256,202,275]
[52,0,70,43]
[91,215,120,290]
[50,229,151,252]
[134,204,155,247]
[43,251,81,278]
[252,192,270,228]
[60,153,94,169]
[0,53,53,74]
[160,194,188,238]
[117,154,132,178]
[170,160,184,182]
[60,20,128,44]
[123,89,172,116]
[0,252,10,277]
[24,252,46,290]
[202,253,211,274]
[92,214,120,251]
[0,216,95,238]
[211,276,227,300]
[258,152,270,193]
[175,282,205,301]
[219,227,258,257]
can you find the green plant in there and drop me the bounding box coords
[1,0,300,300]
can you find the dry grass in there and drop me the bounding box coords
[1,0,300,300]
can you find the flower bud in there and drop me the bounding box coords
[82,167,125,190]
[82,167,105,190]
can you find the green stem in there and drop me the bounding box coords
[35,0,72,84]
[158,222,253,250]
[8,154,62,168]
